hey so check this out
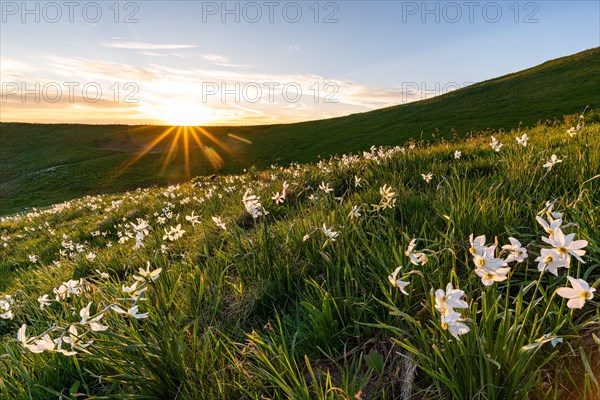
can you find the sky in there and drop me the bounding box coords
[1,0,599,125]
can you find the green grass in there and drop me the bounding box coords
[0,113,598,399]
[2,47,599,215]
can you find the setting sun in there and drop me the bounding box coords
[158,101,212,126]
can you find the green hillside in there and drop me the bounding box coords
[1,47,599,215]
[1,119,598,399]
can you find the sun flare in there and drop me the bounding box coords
[158,101,212,126]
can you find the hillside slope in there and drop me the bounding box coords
[1,47,599,214]
[1,119,598,399]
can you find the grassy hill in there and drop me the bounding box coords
[1,47,599,215]
[1,117,598,399]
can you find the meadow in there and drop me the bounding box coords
[0,109,598,399]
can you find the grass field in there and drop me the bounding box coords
[1,47,599,215]
[0,110,598,399]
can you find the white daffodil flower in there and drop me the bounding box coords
[388,266,410,295]
[556,276,596,309]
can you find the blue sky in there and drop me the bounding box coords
[1,1,599,124]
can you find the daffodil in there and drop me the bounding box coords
[516,133,529,147]
[322,224,339,242]
[185,212,200,226]
[542,226,587,265]
[490,136,503,152]
[133,261,162,282]
[556,276,596,309]
[469,234,486,257]
[543,154,562,170]
[388,266,410,295]
[37,294,51,310]
[475,266,511,286]
[535,248,569,276]
[212,216,227,230]
[440,311,470,339]
[472,246,508,272]
[435,283,468,316]
[405,239,428,266]
[163,224,185,241]
[502,237,528,263]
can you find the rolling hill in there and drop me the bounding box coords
[1,47,599,215]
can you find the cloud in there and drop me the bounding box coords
[201,54,230,63]
[0,55,431,125]
[101,41,197,50]
[287,44,305,53]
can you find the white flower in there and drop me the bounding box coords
[354,176,363,188]
[388,266,410,295]
[130,219,150,235]
[29,254,38,263]
[322,224,339,242]
[112,304,149,319]
[472,246,508,272]
[536,215,563,237]
[535,248,569,276]
[490,136,503,152]
[242,190,268,218]
[37,295,51,310]
[454,150,462,159]
[556,276,596,309]
[86,252,96,261]
[378,184,397,209]
[133,261,162,282]
[272,191,285,204]
[349,205,362,220]
[405,239,428,266]
[185,212,200,227]
[319,182,333,193]
[543,154,562,170]
[421,173,433,183]
[440,311,470,339]
[469,234,487,257]
[302,234,310,242]
[475,266,511,286]
[435,283,468,316]
[516,134,528,147]
[542,226,587,265]
[212,216,227,230]
[502,237,528,263]
[95,269,109,279]
[163,224,185,241]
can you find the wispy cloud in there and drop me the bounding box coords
[0,55,425,125]
[201,54,230,63]
[287,44,305,53]
[101,41,197,50]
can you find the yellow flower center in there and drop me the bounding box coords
[544,256,554,263]
[476,258,485,267]
[557,246,568,255]
[582,291,592,299]
[441,322,448,330]
[469,247,476,255]
[484,273,494,279]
